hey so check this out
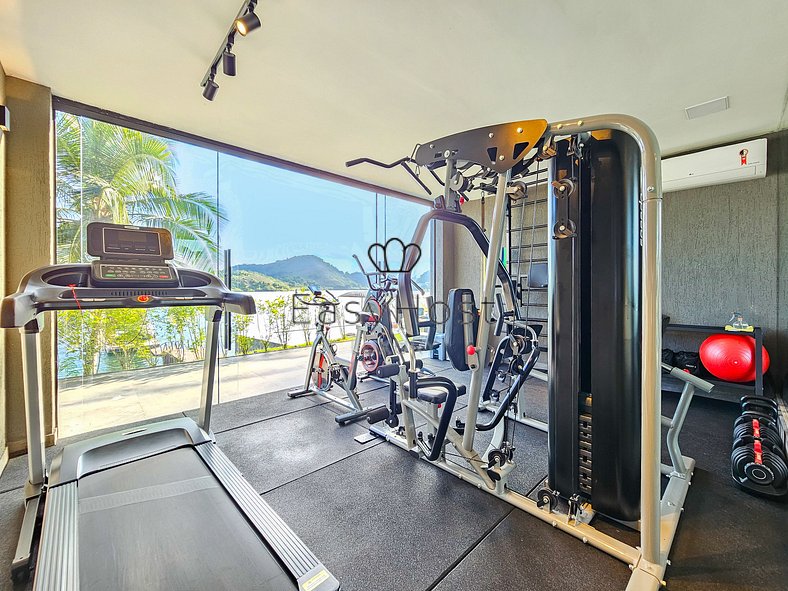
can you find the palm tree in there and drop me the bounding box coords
[55,112,223,270]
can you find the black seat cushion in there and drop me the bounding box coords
[415,384,466,404]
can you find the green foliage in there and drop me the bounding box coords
[160,307,206,362]
[58,310,106,376]
[233,313,255,356]
[233,270,296,292]
[260,296,292,349]
[54,112,225,377]
[234,255,365,290]
[58,308,155,375]
[102,308,156,371]
[55,111,223,271]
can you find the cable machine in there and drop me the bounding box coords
[349,115,700,590]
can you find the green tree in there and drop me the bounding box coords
[262,296,292,349]
[54,112,224,377]
[161,307,206,362]
[103,309,156,371]
[58,310,106,376]
[233,313,255,356]
[55,112,223,269]
[254,299,272,352]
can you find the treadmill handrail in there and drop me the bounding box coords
[1,263,255,328]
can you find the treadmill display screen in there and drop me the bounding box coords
[103,228,162,256]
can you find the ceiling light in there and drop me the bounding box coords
[222,48,237,76]
[202,78,219,101]
[199,0,260,100]
[235,10,261,36]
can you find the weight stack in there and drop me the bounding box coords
[547,131,642,521]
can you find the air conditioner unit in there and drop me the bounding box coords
[661,138,767,192]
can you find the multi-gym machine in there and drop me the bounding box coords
[350,116,701,590]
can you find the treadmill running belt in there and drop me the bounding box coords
[76,447,296,591]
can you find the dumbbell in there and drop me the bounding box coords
[733,418,783,449]
[740,396,779,421]
[731,435,788,489]
[739,409,781,431]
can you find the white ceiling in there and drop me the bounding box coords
[1,0,787,197]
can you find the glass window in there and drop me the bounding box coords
[54,109,431,436]
[55,111,219,437]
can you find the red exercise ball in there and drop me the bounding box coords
[699,334,770,383]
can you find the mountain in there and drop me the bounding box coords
[232,269,297,292]
[413,270,430,288]
[234,255,366,291]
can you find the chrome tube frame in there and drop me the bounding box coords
[546,114,664,586]
[376,115,679,590]
[20,318,47,488]
[463,171,511,451]
[197,307,223,433]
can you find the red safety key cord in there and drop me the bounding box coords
[68,284,82,311]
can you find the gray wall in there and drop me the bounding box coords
[662,130,787,387]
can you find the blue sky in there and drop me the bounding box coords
[174,142,431,277]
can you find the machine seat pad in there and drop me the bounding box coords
[415,384,466,404]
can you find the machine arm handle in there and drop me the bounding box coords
[661,362,715,393]
[345,156,432,196]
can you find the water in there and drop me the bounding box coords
[56,289,368,379]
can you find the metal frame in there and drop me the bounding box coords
[288,294,393,424]
[372,115,696,590]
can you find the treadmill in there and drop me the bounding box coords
[2,222,340,591]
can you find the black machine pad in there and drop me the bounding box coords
[444,289,479,372]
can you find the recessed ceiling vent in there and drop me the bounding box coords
[685,96,729,120]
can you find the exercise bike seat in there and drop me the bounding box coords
[415,384,467,404]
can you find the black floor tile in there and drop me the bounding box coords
[262,443,513,591]
[215,405,377,493]
[0,489,28,591]
[432,508,630,591]
[185,388,317,433]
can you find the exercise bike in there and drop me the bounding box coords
[288,260,401,424]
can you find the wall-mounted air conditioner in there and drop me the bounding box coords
[661,138,767,193]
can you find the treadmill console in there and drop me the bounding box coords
[87,222,179,287]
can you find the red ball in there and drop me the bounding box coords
[699,334,770,383]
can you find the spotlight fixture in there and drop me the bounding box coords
[199,0,261,101]
[202,77,219,101]
[235,10,261,36]
[222,47,237,76]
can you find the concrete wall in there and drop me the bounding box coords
[4,77,55,455]
[0,60,7,472]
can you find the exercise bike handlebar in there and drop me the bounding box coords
[353,254,397,292]
[293,289,340,308]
